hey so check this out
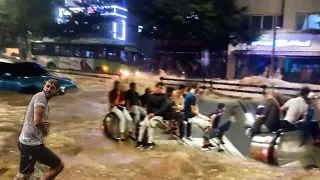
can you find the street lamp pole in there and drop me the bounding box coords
[270,16,278,78]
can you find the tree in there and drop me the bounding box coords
[0,0,56,59]
[129,0,255,52]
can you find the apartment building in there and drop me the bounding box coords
[235,0,320,31]
[227,0,320,84]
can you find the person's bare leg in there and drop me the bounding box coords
[39,162,64,180]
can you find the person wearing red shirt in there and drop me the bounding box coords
[109,80,133,141]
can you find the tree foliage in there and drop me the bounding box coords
[129,0,255,51]
[0,0,56,38]
[0,0,57,58]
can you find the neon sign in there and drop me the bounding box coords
[251,40,312,47]
[57,5,127,41]
[113,20,126,41]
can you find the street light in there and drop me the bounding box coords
[270,16,281,78]
[270,0,285,78]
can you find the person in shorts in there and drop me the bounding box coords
[15,79,64,180]
[202,103,231,151]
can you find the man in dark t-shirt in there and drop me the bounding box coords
[141,87,151,108]
[125,82,146,139]
[125,82,141,107]
[182,85,199,140]
[246,91,280,138]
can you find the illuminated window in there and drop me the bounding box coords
[296,13,320,30]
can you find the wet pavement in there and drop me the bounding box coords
[0,74,320,180]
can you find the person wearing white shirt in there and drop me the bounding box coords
[280,87,310,131]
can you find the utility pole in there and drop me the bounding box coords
[270,0,285,78]
[270,16,277,78]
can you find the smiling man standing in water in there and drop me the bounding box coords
[15,79,64,180]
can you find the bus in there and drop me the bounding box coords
[28,39,144,77]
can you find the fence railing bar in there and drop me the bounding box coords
[47,68,121,80]
[47,68,121,77]
[160,77,320,92]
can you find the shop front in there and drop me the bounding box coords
[227,32,320,84]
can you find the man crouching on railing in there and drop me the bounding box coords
[136,82,175,150]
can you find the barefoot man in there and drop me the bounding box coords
[15,79,64,180]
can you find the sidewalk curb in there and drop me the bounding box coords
[158,121,247,160]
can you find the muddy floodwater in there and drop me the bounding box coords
[0,74,319,180]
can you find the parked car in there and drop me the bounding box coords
[0,59,77,95]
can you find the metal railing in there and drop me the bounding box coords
[159,77,320,96]
[47,68,121,80]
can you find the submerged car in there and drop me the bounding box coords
[0,59,77,95]
[240,99,320,169]
[249,128,320,169]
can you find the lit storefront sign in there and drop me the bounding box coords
[251,40,312,47]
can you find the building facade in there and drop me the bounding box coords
[227,0,320,84]
[57,0,137,45]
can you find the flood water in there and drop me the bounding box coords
[0,74,319,180]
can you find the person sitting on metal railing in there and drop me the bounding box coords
[181,85,200,141]
[202,103,232,151]
[167,84,187,133]
[298,92,320,146]
[279,87,310,131]
[136,82,175,150]
[125,82,147,140]
[141,87,152,108]
[109,80,133,141]
[246,91,281,138]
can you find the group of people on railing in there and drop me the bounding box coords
[246,87,320,146]
[108,80,231,151]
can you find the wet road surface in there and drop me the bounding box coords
[0,74,320,180]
